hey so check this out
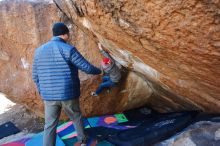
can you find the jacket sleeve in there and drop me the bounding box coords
[70,47,101,74]
[32,51,40,93]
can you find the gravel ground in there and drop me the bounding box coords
[0,93,44,144]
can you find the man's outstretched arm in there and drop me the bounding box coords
[70,47,101,75]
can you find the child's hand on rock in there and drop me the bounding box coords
[98,43,103,51]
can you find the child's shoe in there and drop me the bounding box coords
[91,92,98,96]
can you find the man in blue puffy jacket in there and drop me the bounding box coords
[32,22,101,146]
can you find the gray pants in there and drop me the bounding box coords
[43,99,86,146]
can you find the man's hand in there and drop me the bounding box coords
[100,69,104,75]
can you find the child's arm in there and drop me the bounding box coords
[98,43,114,62]
[101,69,105,75]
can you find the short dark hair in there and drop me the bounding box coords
[52,22,69,36]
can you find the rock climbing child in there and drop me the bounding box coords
[91,43,121,96]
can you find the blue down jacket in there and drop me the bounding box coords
[32,37,101,100]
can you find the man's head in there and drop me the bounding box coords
[52,22,70,41]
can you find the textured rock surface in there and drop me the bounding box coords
[0,0,153,117]
[80,72,153,116]
[0,0,59,117]
[54,0,220,113]
[155,121,220,146]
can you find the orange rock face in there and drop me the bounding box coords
[0,0,59,117]
[0,0,153,117]
[54,0,220,113]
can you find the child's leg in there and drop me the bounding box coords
[95,80,115,95]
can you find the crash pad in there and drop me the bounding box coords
[108,112,197,146]
[57,119,90,140]
[1,143,25,146]
[87,114,128,128]
[25,132,65,146]
[1,137,31,146]
[0,122,20,139]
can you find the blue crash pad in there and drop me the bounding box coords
[0,121,20,139]
[25,132,65,146]
[108,112,197,146]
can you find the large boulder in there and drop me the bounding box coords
[53,0,220,113]
[0,0,59,117]
[0,0,153,117]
